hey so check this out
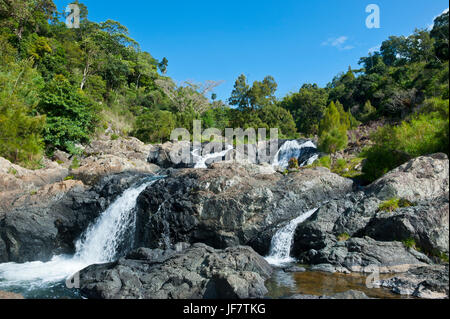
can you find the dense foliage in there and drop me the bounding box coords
[0,1,448,177]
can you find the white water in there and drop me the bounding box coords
[265,208,318,267]
[0,179,156,291]
[272,140,317,169]
[193,144,234,169]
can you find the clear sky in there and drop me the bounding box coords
[54,0,449,102]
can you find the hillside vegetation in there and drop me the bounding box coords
[0,1,448,182]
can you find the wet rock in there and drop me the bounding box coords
[79,243,273,299]
[380,265,449,299]
[330,290,371,299]
[0,172,150,263]
[288,290,370,299]
[300,237,430,274]
[135,163,353,254]
[362,195,449,255]
[283,266,306,273]
[292,154,449,272]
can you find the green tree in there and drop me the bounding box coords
[0,58,45,164]
[280,83,328,136]
[318,102,348,156]
[38,76,98,153]
[133,109,176,143]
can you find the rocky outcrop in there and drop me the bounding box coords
[0,172,153,263]
[367,153,449,201]
[362,195,449,255]
[79,243,273,299]
[135,163,353,255]
[84,135,152,162]
[147,139,320,169]
[0,157,68,193]
[305,237,430,273]
[72,154,159,185]
[292,154,449,272]
[380,265,449,299]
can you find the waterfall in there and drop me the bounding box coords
[0,177,158,292]
[265,208,318,266]
[272,140,318,169]
[193,144,234,169]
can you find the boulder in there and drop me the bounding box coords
[0,172,150,263]
[84,135,152,162]
[299,237,430,274]
[135,163,353,255]
[0,157,68,193]
[79,243,273,299]
[292,154,449,272]
[367,153,449,201]
[362,195,449,255]
[72,154,159,185]
[380,265,449,299]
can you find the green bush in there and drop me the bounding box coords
[318,102,348,155]
[288,157,299,169]
[378,197,413,212]
[38,78,99,153]
[337,233,351,241]
[362,98,449,182]
[133,109,176,143]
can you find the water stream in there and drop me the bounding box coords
[0,177,161,298]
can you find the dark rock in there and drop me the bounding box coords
[292,154,449,273]
[380,265,449,299]
[135,163,353,255]
[0,172,151,263]
[363,195,449,255]
[79,243,273,299]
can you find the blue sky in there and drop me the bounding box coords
[55,0,449,101]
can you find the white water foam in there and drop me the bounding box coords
[0,179,156,290]
[193,144,233,169]
[272,140,317,169]
[265,208,318,267]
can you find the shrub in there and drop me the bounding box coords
[337,233,351,241]
[378,198,413,212]
[362,98,449,182]
[133,109,176,143]
[402,238,420,251]
[318,102,348,155]
[69,157,80,170]
[38,78,99,153]
[111,134,120,141]
[288,157,299,169]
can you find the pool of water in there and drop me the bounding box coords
[265,267,411,299]
[0,280,81,299]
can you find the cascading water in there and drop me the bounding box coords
[193,144,234,169]
[272,140,318,169]
[265,208,318,267]
[0,177,160,297]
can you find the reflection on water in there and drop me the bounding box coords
[266,267,410,299]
